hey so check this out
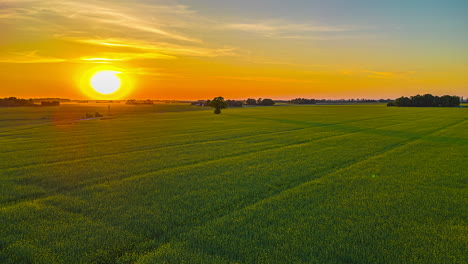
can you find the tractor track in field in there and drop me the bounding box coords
[54,115,448,202]
[1,112,439,179]
[0,113,433,207]
[0,110,405,150]
[0,118,301,151]
[133,117,467,262]
[0,125,295,155]
[0,127,319,171]
[204,118,467,223]
[0,115,205,142]
[1,106,436,147]
[0,112,430,169]
[0,109,208,134]
[0,113,460,204]
[1,113,445,207]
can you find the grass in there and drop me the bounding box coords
[0,103,466,263]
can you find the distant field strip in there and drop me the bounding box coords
[0,109,451,168]
[0,105,466,264]
[0,107,401,149]
[0,114,436,172]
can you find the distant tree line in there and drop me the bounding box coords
[126,99,154,105]
[192,98,275,107]
[387,94,460,107]
[41,101,60,106]
[95,100,120,103]
[316,98,392,104]
[245,98,275,106]
[225,100,243,107]
[193,99,243,107]
[33,98,70,103]
[273,98,392,104]
[289,98,316,104]
[0,97,35,107]
[0,97,63,107]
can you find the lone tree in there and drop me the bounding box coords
[209,96,227,114]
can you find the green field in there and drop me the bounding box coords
[0,104,466,263]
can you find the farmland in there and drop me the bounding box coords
[0,103,466,263]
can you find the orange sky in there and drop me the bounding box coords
[1,0,467,100]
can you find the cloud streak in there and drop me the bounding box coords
[79,38,238,58]
[362,70,415,79]
[0,51,65,63]
[340,69,416,79]
[225,20,359,39]
[78,51,176,62]
[213,75,321,84]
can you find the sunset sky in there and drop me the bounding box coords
[1,0,467,100]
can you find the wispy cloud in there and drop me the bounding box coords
[227,23,352,33]
[126,67,182,79]
[213,75,321,84]
[79,57,125,62]
[79,38,238,58]
[78,52,176,63]
[225,20,359,39]
[340,69,416,79]
[0,50,65,63]
[362,70,415,79]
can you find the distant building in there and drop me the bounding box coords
[191,100,208,106]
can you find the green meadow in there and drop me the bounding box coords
[0,103,466,263]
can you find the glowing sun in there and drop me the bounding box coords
[90,71,121,94]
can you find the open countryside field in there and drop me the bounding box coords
[0,104,466,263]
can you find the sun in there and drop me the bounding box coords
[79,66,133,99]
[90,71,121,95]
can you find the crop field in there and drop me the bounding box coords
[0,104,466,263]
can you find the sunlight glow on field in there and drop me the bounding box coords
[90,71,121,95]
